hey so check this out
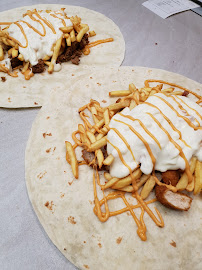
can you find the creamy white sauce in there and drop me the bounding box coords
[7,11,72,66]
[107,93,202,178]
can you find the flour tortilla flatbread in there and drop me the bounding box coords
[0,4,125,108]
[25,66,202,270]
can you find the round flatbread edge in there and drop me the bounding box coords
[0,4,125,108]
[25,66,202,270]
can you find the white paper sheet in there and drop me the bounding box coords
[142,0,199,19]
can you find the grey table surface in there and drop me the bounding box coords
[0,1,202,269]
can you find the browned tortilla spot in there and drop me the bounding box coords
[43,132,52,138]
[84,265,89,269]
[1,77,6,82]
[116,237,123,244]
[102,100,107,103]
[44,201,54,210]
[37,171,47,179]
[68,216,76,224]
[46,148,51,153]
[98,243,102,248]
[170,240,176,247]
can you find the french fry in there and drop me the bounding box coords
[96,149,104,169]
[108,100,130,111]
[65,141,78,179]
[176,173,188,191]
[186,157,197,192]
[140,176,156,200]
[77,24,89,42]
[90,119,105,134]
[61,38,66,48]
[86,131,96,143]
[8,48,13,57]
[63,33,69,39]
[133,91,140,104]
[0,44,4,61]
[59,26,73,33]
[194,161,202,195]
[177,157,197,190]
[78,124,90,147]
[44,61,50,66]
[186,177,195,192]
[89,136,107,151]
[18,53,24,61]
[103,154,114,166]
[129,99,137,110]
[66,35,71,46]
[149,89,157,96]
[70,29,76,42]
[104,172,112,181]
[89,30,96,37]
[129,83,136,93]
[136,174,150,189]
[22,62,29,73]
[162,87,174,93]
[96,133,104,140]
[109,90,131,97]
[102,177,119,190]
[48,36,63,73]
[104,109,110,125]
[12,48,18,58]
[112,169,142,189]
[117,186,134,192]
[171,91,183,95]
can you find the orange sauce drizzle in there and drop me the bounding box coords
[83,38,114,55]
[146,112,193,183]
[168,95,200,127]
[144,102,191,148]
[34,12,56,34]
[50,14,66,27]
[113,119,156,167]
[110,127,136,162]
[26,14,46,36]
[155,95,202,130]
[107,139,133,174]
[93,169,110,222]
[119,113,161,149]
[145,79,201,100]
[88,38,114,48]
[72,130,82,146]
[174,95,202,120]
[20,20,46,36]
[0,22,12,25]
[96,193,157,216]
[8,22,28,48]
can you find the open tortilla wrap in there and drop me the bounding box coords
[0,4,125,108]
[25,66,202,270]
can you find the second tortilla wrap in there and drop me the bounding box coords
[0,4,125,108]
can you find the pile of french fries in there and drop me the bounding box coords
[0,10,91,77]
[65,81,202,198]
